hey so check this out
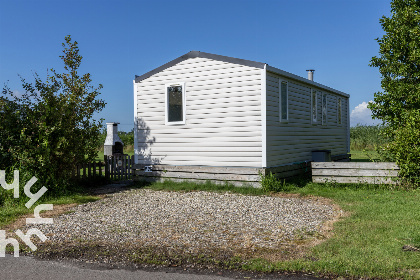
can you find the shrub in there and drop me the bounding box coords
[0,35,105,191]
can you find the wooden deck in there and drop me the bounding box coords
[133,162,311,188]
[311,162,400,184]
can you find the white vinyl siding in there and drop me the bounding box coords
[321,92,327,125]
[337,97,342,125]
[266,71,349,166]
[279,79,288,122]
[311,89,317,124]
[135,57,262,167]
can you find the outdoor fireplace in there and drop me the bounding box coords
[104,122,124,157]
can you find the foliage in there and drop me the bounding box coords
[259,172,307,192]
[118,130,134,146]
[386,110,420,185]
[368,0,420,186]
[0,35,105,190]
[260,172,286,192]
[350,124,388,151]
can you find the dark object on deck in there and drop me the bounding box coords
[312,150,331,162]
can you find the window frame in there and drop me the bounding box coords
[165,82,186,125]
[311,89,318,124]
[279,79,289,122]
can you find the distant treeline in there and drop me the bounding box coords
[350,124,387,151]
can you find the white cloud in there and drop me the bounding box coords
[12,90,23,98]
[350,101,382,126]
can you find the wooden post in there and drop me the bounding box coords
[122,155,125,179]
[93,161,96,177]
[130,155,134,179]
[111,156,115,180]
[118,155,121,180]
[99,161,102,177]
[104,155,109,180]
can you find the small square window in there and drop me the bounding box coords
[279,80,288,122]
[165,82,185,125]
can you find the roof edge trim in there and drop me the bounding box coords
[266,65,350,98]
[134,51,265,83]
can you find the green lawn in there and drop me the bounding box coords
[262,182,420,279]
[0,192,100,228]
[135,180,420,279]
[351,149,381,162]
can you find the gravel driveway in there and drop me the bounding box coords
[32,188,336,257]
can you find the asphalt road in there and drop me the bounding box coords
[0,254,321,280]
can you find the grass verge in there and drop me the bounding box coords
[0,177,104,228]
[252,181,420,279]
[133,179,420,279]
[351,150,381,162]
[139,179,267,196]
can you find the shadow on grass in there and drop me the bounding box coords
[350,158,374,162]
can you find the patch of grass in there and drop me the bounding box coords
[136,179,267,196]
[245,181,420,279]
[135,179,420,279]
[0,176,102,228]
[45,194,100,205]
[351,150,381,162]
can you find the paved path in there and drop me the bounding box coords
[0,254,236,280]
[0,254,320,280]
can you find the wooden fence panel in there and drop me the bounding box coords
[74,161,103,180]
[103,155,134,180]
[311,162,400,184]
[73,156,135,181]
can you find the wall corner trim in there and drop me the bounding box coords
[133,80,139,164]
[261,64,267,168]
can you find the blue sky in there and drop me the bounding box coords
[0,0,389,131]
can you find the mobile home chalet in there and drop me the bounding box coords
[133,51,350,187]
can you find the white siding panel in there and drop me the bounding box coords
[265,71,349,167]
[136,57,262,167]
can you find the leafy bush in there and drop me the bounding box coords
[118,130,134,146]
[384,110,420,186]
[0,35,105,191]
[369,0,420,187]
[260,172,288,192]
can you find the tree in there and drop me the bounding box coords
[0,35,106,190]
[369,0,420,186]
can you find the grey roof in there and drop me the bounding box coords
[134,51,349,98]
[134,51,265,83]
